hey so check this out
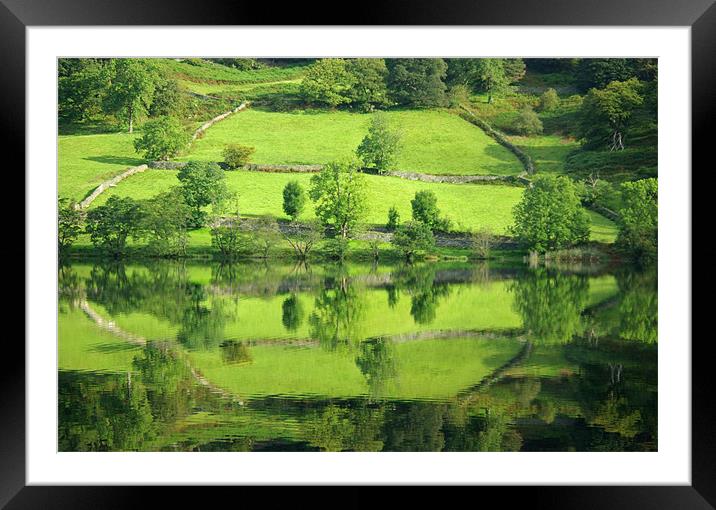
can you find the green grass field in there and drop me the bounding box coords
[90,168,617,242]
[181,108,524,176]
[188,337,524,401]
[58,131,143,201]
[509,134,579,174]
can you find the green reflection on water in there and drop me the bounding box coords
[58,261,657,452]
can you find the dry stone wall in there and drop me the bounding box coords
[78,164,148,209]
[191,101,248,142]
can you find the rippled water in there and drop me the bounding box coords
[58,261,657,452]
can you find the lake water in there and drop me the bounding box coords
[58,261,657,452]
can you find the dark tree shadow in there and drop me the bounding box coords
[84,155,146,167]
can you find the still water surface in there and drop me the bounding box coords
[58,261,657,451]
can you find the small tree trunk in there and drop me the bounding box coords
[128,105,134,134]
[609,130,625,151]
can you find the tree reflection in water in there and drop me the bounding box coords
[58,260,658,451]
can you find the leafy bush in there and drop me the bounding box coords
[324,237,351,261]
[410,190,451,232]
[150,79,187,118]
[447,84,471,107]
[133,116,190,161]
[209,58,263,70]
[512,106,543,136]
[222,144,256,169]
[248,215,282,259]
[282,180,306,221]
[539,88,560,112]
[281,220,323,260]
[391,221,435,261]
[211,220,248,259]
[386,206,400,230]
[434,217,453,233]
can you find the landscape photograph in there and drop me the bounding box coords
[57,56,658,452]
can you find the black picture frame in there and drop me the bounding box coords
[4,0,714,505]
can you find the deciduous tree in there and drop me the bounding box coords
[300,58,355,108]
[103,59,158,133]
[177,161,230,228]
[386,58,448,107]
[309,160,368,239]
[133,116,190,161]
[578,78,644,151]
[510,175,590,252]
[85,196,144,257]
[58,197,84,254]
[616,178,657,261]
[356,112,402,173]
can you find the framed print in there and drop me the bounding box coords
[5,0,715,505]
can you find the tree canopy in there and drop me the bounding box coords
[309,160,368,239]
[510,175,590,252]
[579,78,644,151]
[103,59,158,133]
[177,161,230,227]
[616,178,657,261]
[386,58,448,107]
[356,112,402,173]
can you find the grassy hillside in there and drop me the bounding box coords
[467,75,657,182]
[181,108,525,176]
[153,58,307,89]
[57,62,621,250]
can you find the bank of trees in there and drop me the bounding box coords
[299,58,529,111]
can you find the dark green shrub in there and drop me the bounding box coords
[282,180,306,221]
[386,206,400,230]
[222,144,256,169]
[539,88,560,112]
[512,106,543,136]
[392,221,435,261]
